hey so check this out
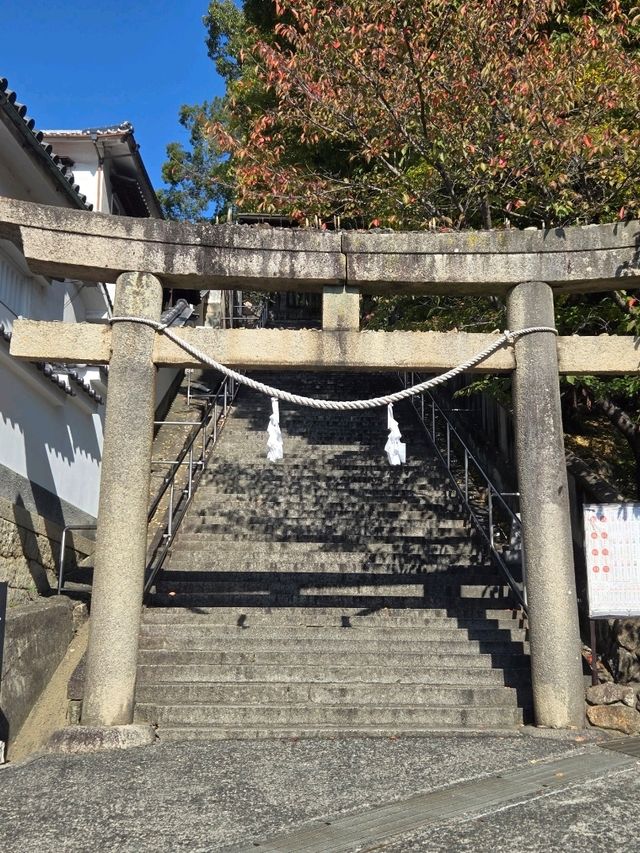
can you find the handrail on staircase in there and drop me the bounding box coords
[57,374,239,596]
[144,374,239,595]
[58,300,269,597]
[399,371,527,611]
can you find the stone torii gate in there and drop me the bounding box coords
[3,196,640,735]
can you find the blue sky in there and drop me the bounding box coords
[1,0,225,189]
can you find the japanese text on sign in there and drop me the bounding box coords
[584,503,640,618]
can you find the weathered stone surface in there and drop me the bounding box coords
[11,320,640,376]
[72,602,88,632]
[343,224,640,295]
[585,683,636,707]
[322,286,360,330]
[0,518,53,600]
[0,197,344,292]
[46,724,156,754]
[1,597,76,743]
[605,619,640,685]
[614,619,640,654]
[0,495,94,604]
[507,281,584,729]
[586,703,640,735]
[1,196,639,294]
[82,273,163,728]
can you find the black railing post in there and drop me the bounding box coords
[0,581,7,695]
[0,580,8,760]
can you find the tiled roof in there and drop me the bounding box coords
[43,122,134,138]
[0,77,91,209]
[42,121,163,219]
[0,322,103,405]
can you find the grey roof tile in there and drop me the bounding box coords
[0,76,91,210]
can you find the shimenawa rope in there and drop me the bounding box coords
[108,317,557,411]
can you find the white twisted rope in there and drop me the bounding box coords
[109,316,557,411]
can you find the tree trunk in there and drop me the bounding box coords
[481,197,492,230]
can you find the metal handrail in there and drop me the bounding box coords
[144,374,238,594]
[57,525,98,595]
[399,371,527,610]
[0,580,7,698]
[57,375,239,595]
[58,300,270,596]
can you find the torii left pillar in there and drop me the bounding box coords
[82,272,163,727]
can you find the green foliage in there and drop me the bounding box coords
[204,0,247,82]
[160,1,278,220]
[206,0,640,229]
[363,294,505,333]
[158,99,234,221]
[159,0,640,490]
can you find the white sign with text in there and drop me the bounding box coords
[584,503,640,618]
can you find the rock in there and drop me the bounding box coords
[586,704,640,735]
[615,619,640,654]
[606,619,640,684]
[72,602,88,631]
[586,683,637,708]
[609,647,640,684]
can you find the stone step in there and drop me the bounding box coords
[165,556,489,572]
[152,592,512,610]
[202,468,440,477]
[170,535,483,553]
[135,372,530,736]
[187,510,468,525]
[169,537,485,554]
[162,553,492,569]
[181,514,470,529]
[136,663,531,687]
[163,560,491,576]
[152,584,511,602]
[206,461,437,472]
[206,448,431,460]
[140,606,526,628]
[137,648,530,669]
[138,622,528,643]
[134,703,525,728]
[153,722,523,741]
[196,478,452,491]
[137,633,529,655]
[189,496,465,512]
[134,682,525,708]
[150,592,516,609]
[175,515,474,530]
[188,500,464,516]
[154,572,508,592]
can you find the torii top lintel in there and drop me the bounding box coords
[0,196,638,295]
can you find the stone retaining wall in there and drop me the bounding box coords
[1,596,86,747]
[0,496,94,605]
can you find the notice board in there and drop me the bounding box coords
[583,503,640,618]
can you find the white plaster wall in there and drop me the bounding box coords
[0,349,103,516]
[42,137,109,214]
[0,131,106,520]
[0,244,105,518]
[0,126,184,521]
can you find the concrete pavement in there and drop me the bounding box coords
[0,729,637,852]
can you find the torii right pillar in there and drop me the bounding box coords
[507,281,585,728]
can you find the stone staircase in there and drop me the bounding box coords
[135,372,531,740]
